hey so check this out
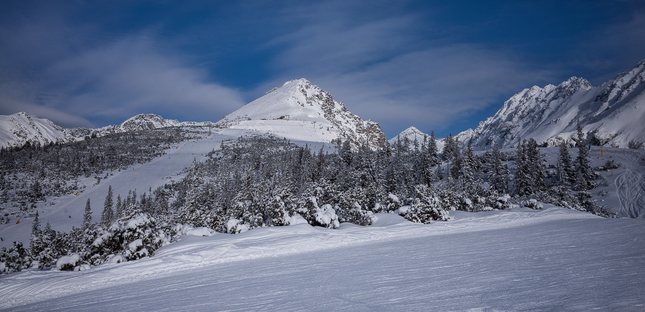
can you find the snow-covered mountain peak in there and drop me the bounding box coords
[120,114,180,132]
[216,79,388,149]
[456,59,645,149]
[389,126,428,144]
[0,112,73,149]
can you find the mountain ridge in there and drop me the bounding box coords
[453,60,645,149]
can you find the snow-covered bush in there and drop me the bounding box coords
[384,193,402,212]
[295,196,340,229]
[401,185,450,224]
[0,242,31,274]
[492,194,511,210]
[56,254,81,271]
[108,254,126,264]
[226,218,250,234]
[522,199,543,210]
[84,211,170,264]
[314,204,340,229]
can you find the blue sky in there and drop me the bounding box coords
[1,0,644,139]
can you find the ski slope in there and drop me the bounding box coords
[0,129,226,249]
[1,208,644,311]
[1,132,645,310]
[0,127,339,250]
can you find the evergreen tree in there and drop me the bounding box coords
[460,140,475,187]
[427,130,440,166]
[442,133,457,161]
[37,221,57,269]
[557,141,574,186]
[82,198,92,230]
[573,121,596,191]
[526,138,546,192]
[489,142,510,193]
[31,210,41,237]
[115,194,123,219]
[102,185,114,226]
[514,139,532,197]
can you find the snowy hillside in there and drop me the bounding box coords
[457,60,645,149]
[2,209,644,311]
[216,78,388,150]
[0,112,75,149]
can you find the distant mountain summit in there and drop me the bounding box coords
[86,114,215,137]
[120,114,181,132]
[458,60,645,149]
[0,112,74,149]
[216,78,388,149]
[389,126,428,145]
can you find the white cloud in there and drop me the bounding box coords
[0,15,246,128]
[40,36,246,125]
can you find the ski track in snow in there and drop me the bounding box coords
[1,208,644,311]
[0,207,613,310]
[616,170,645,218]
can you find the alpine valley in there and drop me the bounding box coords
[1,65,645,311]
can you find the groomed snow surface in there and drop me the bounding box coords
[1,207,645,311]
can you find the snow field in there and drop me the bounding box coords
[1,207,644,311]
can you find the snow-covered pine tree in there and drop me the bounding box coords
[29,210,41,260]
[514,139,533,197]
[557,141,574,187]
[526,138,546,192]
[102,185,114,226]
[31,210,40,238]
[115,194,123,219]
[450,146,463,180]
[573,121,597,191]
[428,130,440,166]
[435,164,444,181]
[36,221,56,269]
[1,242,31,274]
[489,142,510,194]
[442,133,457,161]
[82,198,92,230]
[460,141,475,188]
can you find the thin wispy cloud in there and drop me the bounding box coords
[260,11,557,136]
[0,0,643,136]
[0,7,245,128]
